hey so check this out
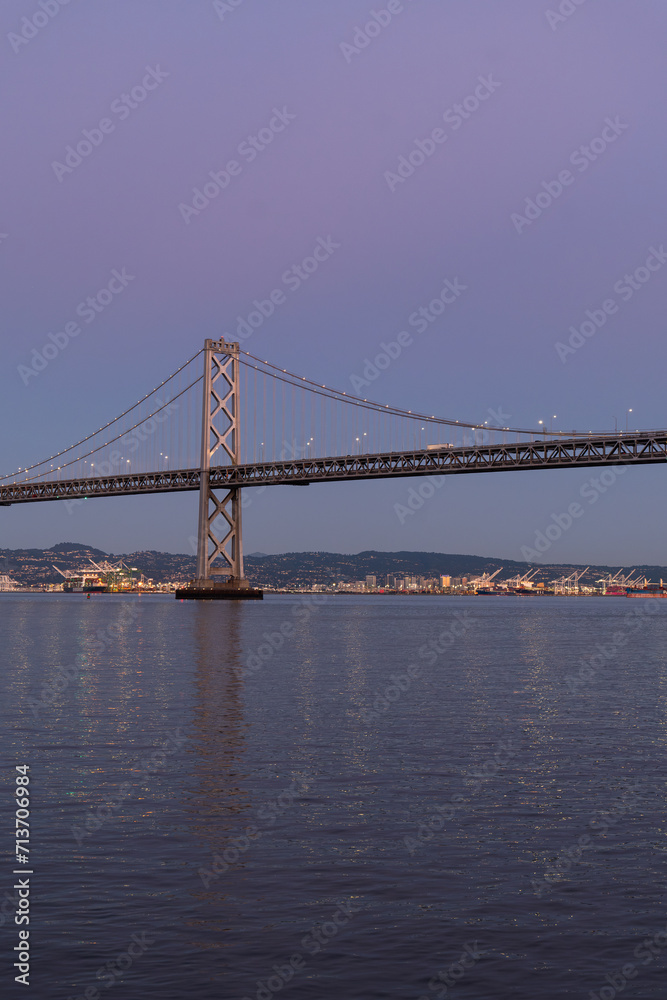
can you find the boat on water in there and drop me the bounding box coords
[55,563,108,593]
[626,581,667,598]
[63,581,108,594]
[55,558,139,593]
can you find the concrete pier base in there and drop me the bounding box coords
[175,578,263,600]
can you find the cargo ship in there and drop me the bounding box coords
[57,567,108,593]
[626,581,667,598]
[53,559,138,594]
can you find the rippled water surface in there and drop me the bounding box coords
[1,593,667,999]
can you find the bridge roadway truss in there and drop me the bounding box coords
[2,431,667,506]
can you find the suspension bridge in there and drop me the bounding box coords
[2,339,666,598]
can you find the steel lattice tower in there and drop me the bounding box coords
[188,338,261,599]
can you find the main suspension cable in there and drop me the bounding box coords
[1,348,204,482]
[15,375,203,485]
[238,348,590,438]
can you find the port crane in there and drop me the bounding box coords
[596,569,647,593]
[552,567,589,595]
[503,569,539,590]
[53,559,141,591]
[468,568,503,589]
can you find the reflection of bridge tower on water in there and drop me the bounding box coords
[177,339,262,600]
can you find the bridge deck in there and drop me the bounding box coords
[2,433,666,506]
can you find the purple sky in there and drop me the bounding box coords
[2,0,667,566]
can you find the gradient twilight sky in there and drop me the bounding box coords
[2,0,667,565]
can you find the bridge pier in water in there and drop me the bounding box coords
[176,338,262,601]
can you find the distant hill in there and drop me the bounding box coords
[1,544,665,589]
[242,550,667,588]
[0,543,196,587]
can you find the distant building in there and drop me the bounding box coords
[440,575,451,588]
[366,575,377,590]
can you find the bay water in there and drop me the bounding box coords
[1,593,666,999]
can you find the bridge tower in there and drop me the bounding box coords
[178,338,262,600]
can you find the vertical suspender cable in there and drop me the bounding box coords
[272,376,276,460]
[254,365,257,462]
[343,397,347,454]
[264,366,267,460]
